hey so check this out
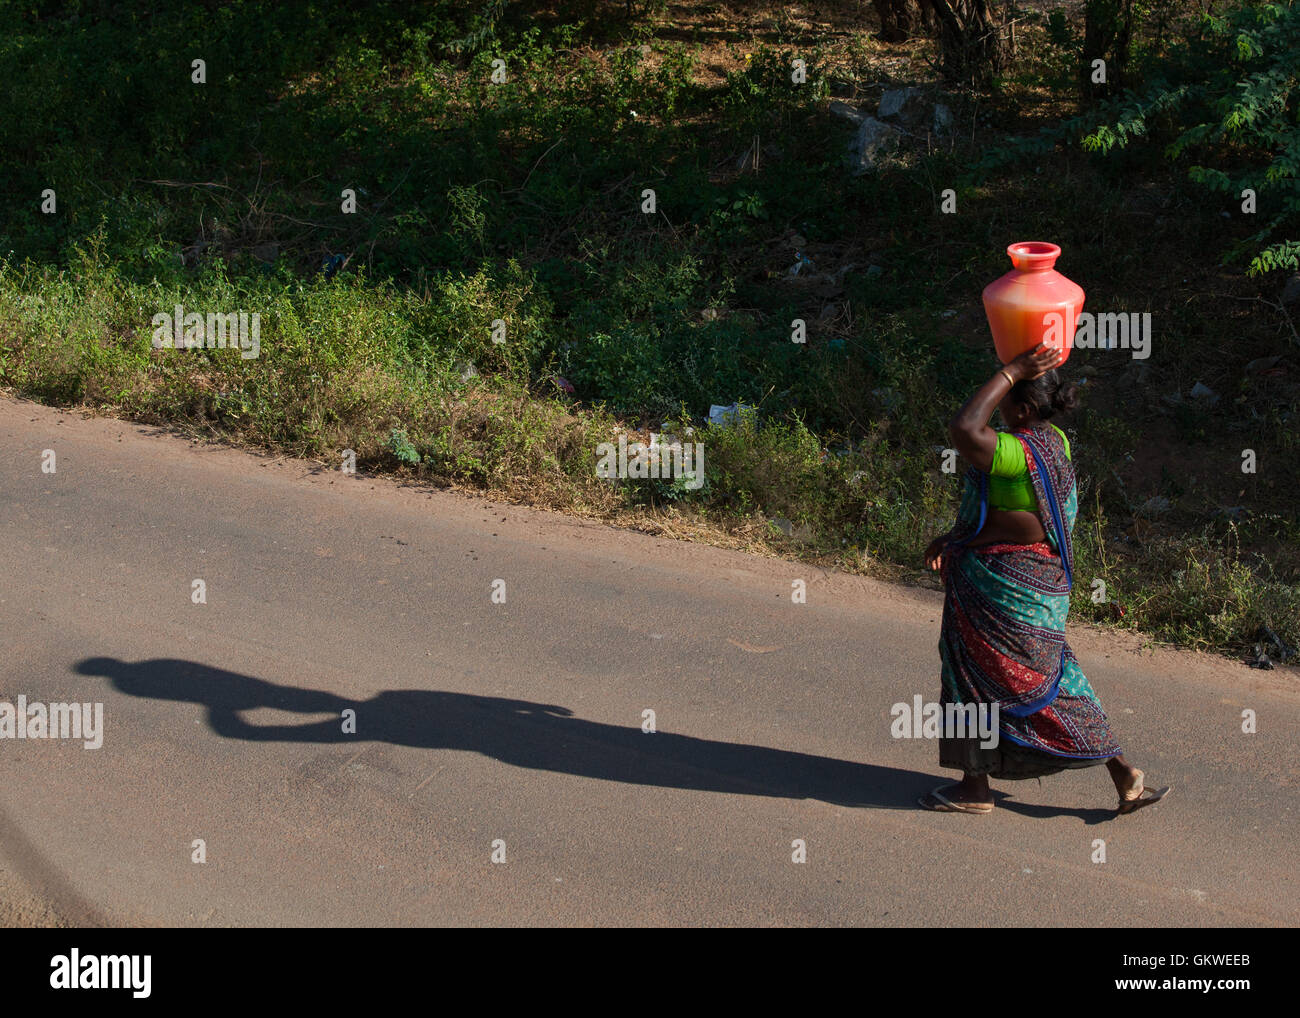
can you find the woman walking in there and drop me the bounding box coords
[918,343,1169,816]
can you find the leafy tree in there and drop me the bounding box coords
[1082,1,1300,274]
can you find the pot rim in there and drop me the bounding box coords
[1006,241,1061,271]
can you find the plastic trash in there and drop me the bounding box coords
[321,253,351,279]
[708,403,757,427]
[788,252,815,277]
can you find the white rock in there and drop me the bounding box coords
[829,100,867,125]
[848,117,902,174]
[877,87,926,126]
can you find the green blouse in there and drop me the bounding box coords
[987,425,1071,512]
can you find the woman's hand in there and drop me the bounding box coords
[924,534,950,571]
[1006,341,1065,383]
[949,341,1064,474]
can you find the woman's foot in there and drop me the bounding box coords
[1107,756,1171,815]
[918,776,993,813]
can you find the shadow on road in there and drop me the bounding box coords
[76,656,934,810]
[993,799,1116,826]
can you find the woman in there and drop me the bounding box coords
[918,342,1169,815]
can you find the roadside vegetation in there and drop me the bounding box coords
[2,0,1297,660]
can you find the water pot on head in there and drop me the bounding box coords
[982,242,1085,366]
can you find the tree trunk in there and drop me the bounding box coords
[1081,0,1136,102]
[920,0,1008,87]
[873,0,918,43]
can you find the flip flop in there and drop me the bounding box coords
[1117,769,1172,815]
[918,784,994,814]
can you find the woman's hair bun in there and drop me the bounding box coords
[1013,369,1077,420]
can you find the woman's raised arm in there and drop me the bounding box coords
[948,342,1062,472]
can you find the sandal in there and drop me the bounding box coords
[1117,769,1171,815]
[918,784,994,814]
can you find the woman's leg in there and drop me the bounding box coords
[1105,754,1140,794]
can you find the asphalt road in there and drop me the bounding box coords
[1,396,1296,926]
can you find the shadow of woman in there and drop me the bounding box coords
[76,655,934,810]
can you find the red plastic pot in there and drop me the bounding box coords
[982,241,1085,366]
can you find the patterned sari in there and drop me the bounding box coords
[938,425,1120,779]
